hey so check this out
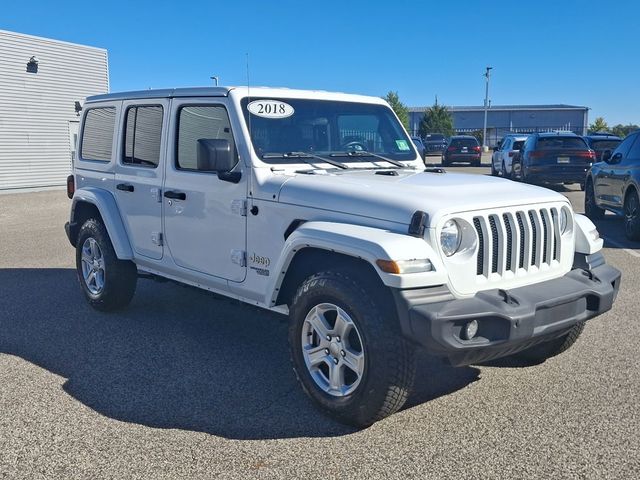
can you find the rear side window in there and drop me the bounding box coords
[536,137,587,150]
[81,107,116,162]
[177,105,237,171]
[451,138,479,147]
[123,106,163,168]
[513,140,525,150]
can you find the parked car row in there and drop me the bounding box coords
[491,132,623,190]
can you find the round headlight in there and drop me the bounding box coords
[441,219,461,256]
[559,208,569,234]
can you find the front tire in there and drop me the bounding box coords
[288,270,415,427]
[624,190,640,241]
[512,322,585,363]
[76,218,137,311]
[585,180,605,220]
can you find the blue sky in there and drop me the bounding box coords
[3,0,639,124]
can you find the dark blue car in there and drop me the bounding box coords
[585,130,640,240]
[583,134,622,162]
[511,132,595,189]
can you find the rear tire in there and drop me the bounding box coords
[288,270,415,427]
[585,180,605,221]
[511,322,585,363]
[502,161,507,178]
[75,218,137,311]
[624,189,640,241]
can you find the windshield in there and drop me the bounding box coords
[241,98,416,163]
[451,138,479,148]
[537,137,587,150]
[425,134,445,142]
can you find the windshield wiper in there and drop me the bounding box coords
[329,150,406,168]
[262,152,348,170]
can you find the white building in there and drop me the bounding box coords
[0,30,109,190]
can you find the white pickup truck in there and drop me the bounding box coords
[65,87,620,427]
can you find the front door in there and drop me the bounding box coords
[163,100,247,282]
[114,100,168,260]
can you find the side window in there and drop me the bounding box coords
[80,107,116,162]
[503,139,511,151]
[625,134,640,162]
[177,105,237,171]
[123,105,163,168]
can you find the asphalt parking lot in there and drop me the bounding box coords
[1,159,639,479]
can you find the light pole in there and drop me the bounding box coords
[482,66,492,149]
[210,76,219,86]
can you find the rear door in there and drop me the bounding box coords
[114,100,168,260]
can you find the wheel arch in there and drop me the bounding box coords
[69,188,133,259]
[268,221,447,308]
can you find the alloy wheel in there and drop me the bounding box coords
[301,303,365,397]
[81,237,105,295]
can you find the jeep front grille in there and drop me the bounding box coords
[473,207,561,278]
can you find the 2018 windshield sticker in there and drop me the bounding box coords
[247,100,295,119]
[396,140,410,151]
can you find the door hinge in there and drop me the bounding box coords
[151,232,163,246]
[231,199,247,216]
[231,249,246,267]
[150,188,162,203]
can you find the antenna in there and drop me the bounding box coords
[246,53,252,142]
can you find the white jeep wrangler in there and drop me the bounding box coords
[65,87,620,427]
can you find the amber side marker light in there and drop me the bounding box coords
[66,175,75,199]
[376,259,433,274]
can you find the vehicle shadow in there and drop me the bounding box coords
[0,268,479,440]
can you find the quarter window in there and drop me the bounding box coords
[80,107,116,162]
[123,106,163,168]
[626,134,640,161]
[177,105,237,171]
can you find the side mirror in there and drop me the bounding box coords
[610,152,623,164]
[601,149,612,163]
[197,139,241,182]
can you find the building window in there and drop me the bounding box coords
[123,106,163,168]
[80,108,116,162]
[176,105,237,171]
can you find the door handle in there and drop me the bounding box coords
[116,183,134,192]
[164,190,186,200]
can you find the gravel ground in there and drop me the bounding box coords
[1,167,639,479]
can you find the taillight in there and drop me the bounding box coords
[447,146,456,151]
[529,151,545,159]
[508,151,515,157]
[472,146,481,152]
[66,174,75,199]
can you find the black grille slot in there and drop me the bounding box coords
[473,217,484,275]
[503,214,513,271]
[528,211,538,266]
[489,216,499,273]
[516,212,525,269]
[541,210,549,264]
[551,209,559,260]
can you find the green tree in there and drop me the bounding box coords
[418,103,455,138]
[589,117,609,133]
[383,91,409,130]
[611,123,640,138]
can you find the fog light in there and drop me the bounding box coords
[462,320,479,340]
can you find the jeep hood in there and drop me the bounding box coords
[276,169,569,227]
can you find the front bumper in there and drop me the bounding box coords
[392,257,621,366]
